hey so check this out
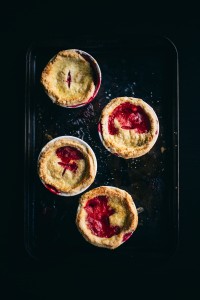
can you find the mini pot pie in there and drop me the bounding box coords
[76,186,138,249]
[41,49,101,108]
[98,97,159,159]
[38,136,97,196]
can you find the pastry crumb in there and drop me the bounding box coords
[45,133,53,141]
[160,146,166,153]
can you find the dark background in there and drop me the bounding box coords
[1,2,200,299]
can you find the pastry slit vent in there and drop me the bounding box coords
[66,71,71,88]
[56,146,84,176]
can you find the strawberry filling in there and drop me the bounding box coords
[44,184,59,194]
[122,232,133,242]
[56,146,84,176]
[108,102,151,135]
[84,196,120,238]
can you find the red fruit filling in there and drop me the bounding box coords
[44,184,59,194]
[108,102,151,135]
[56,146,84,176]
[122,232,133,242]
[84,196,121,238]
[98,122,102,134]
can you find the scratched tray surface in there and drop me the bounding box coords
[25,37,178,262]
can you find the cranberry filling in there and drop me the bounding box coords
[122,232,133,242]
[108,102,151,135]
[113,153,119,157]
[84,196,120,238]
[58,161,78,176]
[44,184,59,194]
[56,146,84,176]
[98,122,102,134]
[66,71,71,88]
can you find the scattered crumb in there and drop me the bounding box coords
[45,133,53,141]
[160,146,166,153]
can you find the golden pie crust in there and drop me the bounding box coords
[76,186,138,249]
[99,97,159,159]
[38,137,96,195]
[41,50,96,107]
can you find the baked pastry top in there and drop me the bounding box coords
[41,50,96,107]
[76,186,138,249]
[38,137,96,195]
[99,97,159,159]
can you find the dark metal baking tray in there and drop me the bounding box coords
[24,35,179,265]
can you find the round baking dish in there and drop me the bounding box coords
[38,136,97,196]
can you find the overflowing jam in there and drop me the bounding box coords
[122,232,133,242]
[108,102,151,135]
[44,184,59,194]
[56,146,84,176]
[98,122,102,134]
[84,196,120,238]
